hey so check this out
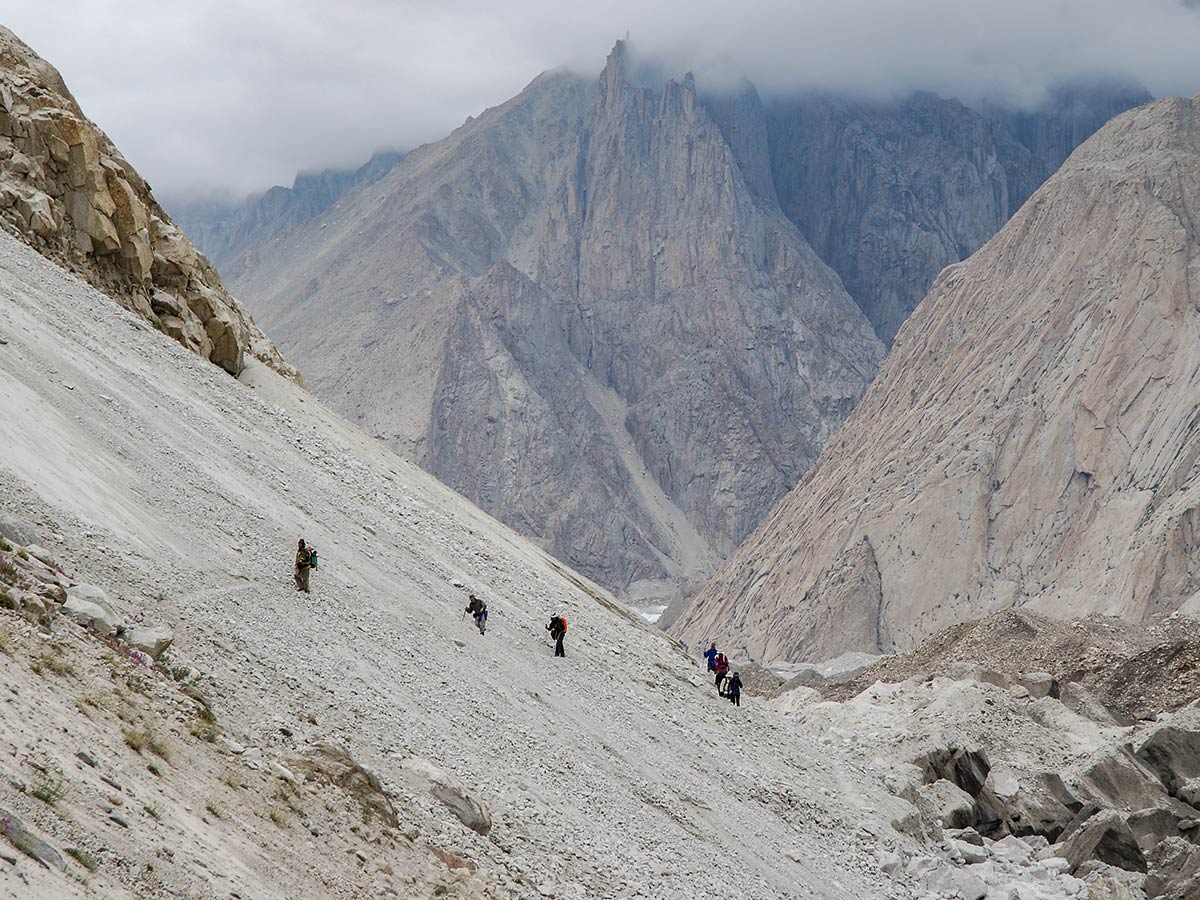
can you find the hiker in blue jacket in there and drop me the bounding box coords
[703,642,719,672]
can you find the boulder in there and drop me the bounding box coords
[400,756,492,835]
[22,545,55,567]
[946,826,985,846]
[125,624,173,659]
[1060,682,1122,725]
[1016,672,1058,699]
[1077,746,1169,811]
[919,778,976,829]
[0,808,64,869]
[63,585,124,636]
[945,661,1012,690]
[288,742,397,828]
[948,837,989,865]
[1126,799,1200,849]
[1055,810,1147,874]
[920,859,987,900]
[916,747,991,797]
[0,517,38,546]
[974,771,1081,841]
[1136,723,1200,797]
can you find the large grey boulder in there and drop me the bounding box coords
[1136,722,1200,798]
[401,757,491,835]
[63,584,124,636]
[918,779,977,829]
[1077,746,1169,811]
[125,624,173,659]
[920,859,987,900]
[0,517,38,546]
[1060,682,1121,725]
[1055,810,1147,874]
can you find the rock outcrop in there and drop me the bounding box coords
[226,41,884,597]
[673,94,1200,662]
[0,26,296,380]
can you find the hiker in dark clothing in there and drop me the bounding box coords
[727,672,743,706]
[294,539,314,593]
[714,653,729,691]
[465,594,488,635]
[546,614,568,657]
[703,642,719,672]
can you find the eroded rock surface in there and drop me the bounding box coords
[0,27,296,380]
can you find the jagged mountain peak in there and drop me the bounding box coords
[224,43,882,601]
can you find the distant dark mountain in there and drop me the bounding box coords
[166,150,403,273]
[758,85,1151,343]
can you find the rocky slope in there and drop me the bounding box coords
[4,225,1197,900]
[0,26,295,381]
[225,41,884,599]
[763,87,1149,343]
[166,150,403,274]
[672,93,1200,663]
[0,228,902,899]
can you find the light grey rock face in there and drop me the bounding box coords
[230,42,883,595]
[0,27,297,381]
[674,96,1200,662]
[166,150,403,274]
[763,89,1147,344]
[63,584,125,636]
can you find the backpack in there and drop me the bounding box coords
[307,548,319,569]
[559,615,568,633]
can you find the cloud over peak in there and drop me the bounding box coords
[7,1,1198,197]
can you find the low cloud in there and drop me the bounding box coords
[7,1,1199,198]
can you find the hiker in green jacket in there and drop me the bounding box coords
[294,538,316,593]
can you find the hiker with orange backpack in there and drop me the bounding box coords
[546,614,568,657]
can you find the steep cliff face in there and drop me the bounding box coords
[228,42,883,597]
[763,89,1148,344]
[167,151,404,274]
[672,95,1200,662]
[0,27,296,380]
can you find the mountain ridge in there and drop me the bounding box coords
[671,94,1200,662]
[223,41,884,599]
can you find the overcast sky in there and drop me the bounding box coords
[7,1,1200,199]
